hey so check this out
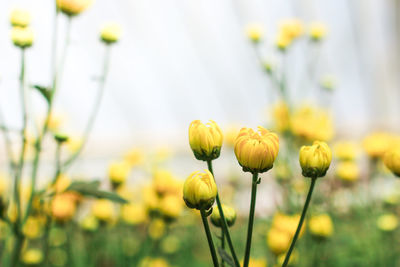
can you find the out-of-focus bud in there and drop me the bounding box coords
[148,218,165,240]
[121,203,147,225]
[92,199,114,223]
[320,74,336,92]
[183,170,217,211]
[279,18,304,40]
[56,0,93,16]
[159,195,183,221]
[240,258,267,267]
[384,147,400,177]
[23,216,44,239]
[309,22,327,41]
[363,132,392,159]
[308,214,334,238]
[210,204,236,227]
[100,22,122,44]
[10,8,31,27]
[276,32,292,51]
[22,249,43,265]
[108,161,131,189]
[54,132,69,143]
[80,215,99,232]
[377,213,398,232]
[277,250,298,266]
[336,161,360,183]
[333,141,357,161]
[266,228,291,255]
[51,194,76,222]
[245,23,263,43]
[299,141,332,178]
[189,120,223,161]
[11,26,34,48]
[234,126,279,173]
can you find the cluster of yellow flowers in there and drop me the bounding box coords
[333,141,360,183]
[10,8,34,48]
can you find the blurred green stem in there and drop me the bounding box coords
[243,172,259,267]
[282,177,317,267]
[200,208,219,267]
[207,160,240,267]
[221,228,225,267]
[62,44,112,170]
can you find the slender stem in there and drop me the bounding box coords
[221,228,225,267]
[62,45,112,170]
[200,208,220,267]
[243,172,259,267]
[206,160,240,267]
[282,178,317,267]
[10,232,24,267]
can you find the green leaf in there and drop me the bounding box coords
[66,180,128,204]
[32,85,52,103]
[218,247,235,267]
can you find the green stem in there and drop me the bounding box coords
[10,232,24,267]
[62,44,112,170]
[282,178,317,267]
[206,160,240,267]
[221,228,225,267]
[200,208,220,267]
[243,172,259,267]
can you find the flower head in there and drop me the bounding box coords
[234,126,279,173]
[336,161,360,182]
[309,22,327,41]
[210,204,236,227]
[10,8,31,27]
[308,214,334,238]
[183,170,217,210]
[189,120,223,161]
[100,22,122,44]
[384,147,400,177]
[245,23,264,43]
[377,214,398,232]
[56,0,93,16]
[11,26,33,48]
[299,141,332,178]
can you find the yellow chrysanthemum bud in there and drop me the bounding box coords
[148,218,166,240]
[336,161,360,182]
[272,101,290,133]
[210,204,236,227]
[245,23,263,43]
[234,126,279,173]
[108,161,131,188]
[309,22,327,41]
[23,216,43,239]
[121,203,147,225]
[22,249,43,265]
[280,18,304,40]
[10,8,31,27]
[333,141,357,161]
[299,141,332,178]
[377,214,398,232]
[11,26,33,48]
[363,132,392,158]
[189,120,223,161]
[308,214,334,238]
[100,22,122,44]
[124,148,144,167]
[276,32,292,51]
[266,228,291,255]
[80,215,99,232]
[384,147,400,177]
[183,170,217,210]
[159,195,183,220]
[51,194,76,222]
[92,199,114,222]
[56,0,93,16]
[240,258,267,267]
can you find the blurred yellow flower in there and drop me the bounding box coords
[308,214,334,238]
[234,126,279,173]
[299,141,332,178]
[10,8,31,27]
[279,18,304,42]
[152,170,182,197]
[66,135,82,153]
[363,132,392,159]
[333,141,358,161]
[245,23,264,43]
[277,250,298,266]
[148,218,165,240]
[210,204,236,227]
[23,216,43,239]
[108,160,131,187]
[272,101,290,133]
[183,170,217,210]
[124,148,144,167]
[80,215,99,231]
[51,194,76,222]
[309,22,327,41]
[276,32,292,50]
[139,257,170,267]
[56,0,93,16]
[241,258,267,267]
[224,125,240,147]
[22,248,43,265]
[121,202,147,225]
[100,22,122,44]
[159,195,183,220]
[384,147,400,177]
[11,26,33,48]
[336,161,360,182]
[92,199,114,222]
[266,228,291,255]
[189,120,223,161]
[272,213,305,238]
[161,235,181,254]
[377,214,398,232]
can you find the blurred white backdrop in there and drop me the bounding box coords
[0,0,399,161]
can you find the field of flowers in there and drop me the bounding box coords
[1,0,400,267]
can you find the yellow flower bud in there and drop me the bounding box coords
[234,126,279,173]
[240,258,267,267]
[299,141,332,178]
[56,0,93,16]
[10,8,31,27]
[121,203,147,225]
[266,228,291,255]
[108,161,131,187]
[210,204,236,227]
[276,32,292,51]
[377,214,398,232]
[80,215,99,231]
[279,18,304,40]
[308,214,334,238]
[51,194,76,222]
[309,22,327,41]
[22,249,43,265]
[333,141,357,161]
[92,199,114,222]
[363,132,392,158]
[245,23,263,43]
[384,147,400,177]
[23,216,43,239]
[148,218,166,240]
[100,22,122,44]
[183,170,217,210]
[189,120,223,161]
[336,161,360,182]
[159,195,183,220]
[11,26,34,48]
